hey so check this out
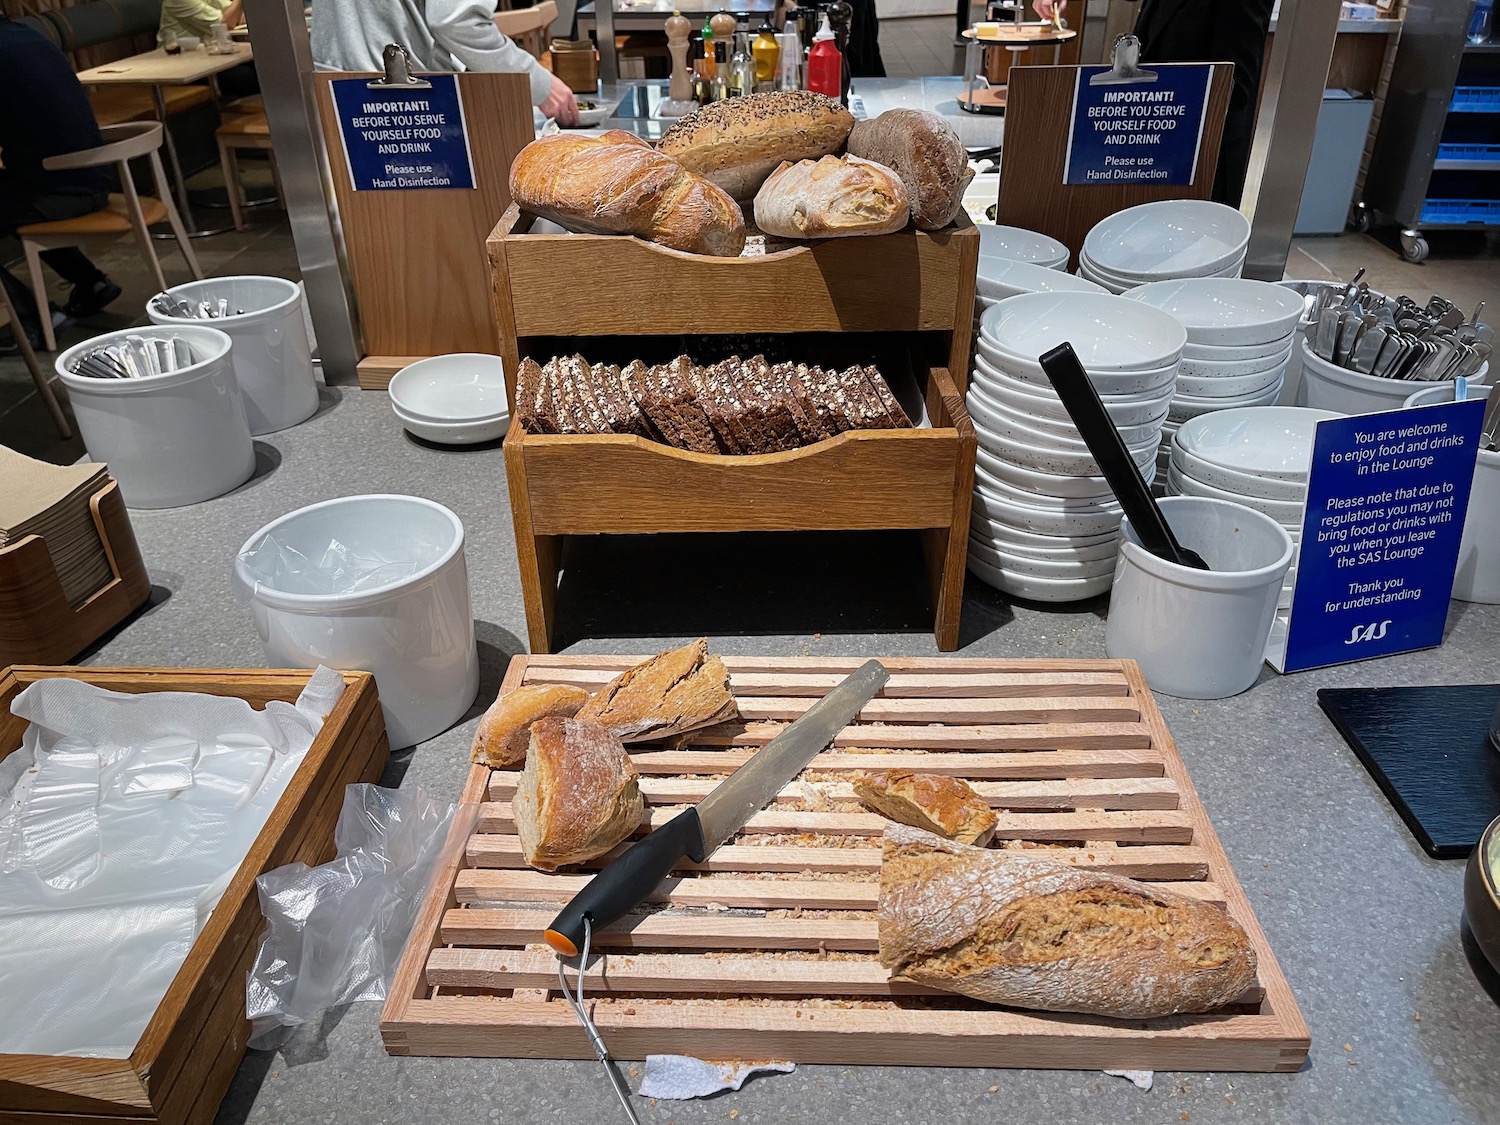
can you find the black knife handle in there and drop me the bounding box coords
[544,807,708,957]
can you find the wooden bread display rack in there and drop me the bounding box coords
[491,209,980,652]
[0,479,151,667]
[380,653,1310,1072]
[0,666,390,1125]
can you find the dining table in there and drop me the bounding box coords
[74,42,255,237]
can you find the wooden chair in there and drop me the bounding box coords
[217,99,282,232]
[17,122,201,352]
[496,0,559,58]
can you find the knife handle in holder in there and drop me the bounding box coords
[544,807,708,957]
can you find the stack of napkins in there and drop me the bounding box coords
[0,445,113,607]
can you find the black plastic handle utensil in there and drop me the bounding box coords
[1039,342,1209,571]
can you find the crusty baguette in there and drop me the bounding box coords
[509,131,746,257]
[846,109,973,230]
[854,770,996,845]
[753,154,910,239]
[513,716,644,870]
[658,91,855,200]
[878,824,1258,1018]
[575,637,738,742]
[469,683,591,768]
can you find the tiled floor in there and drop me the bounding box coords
[879,14,965,79]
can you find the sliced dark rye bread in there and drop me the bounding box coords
[803,364,857,434]
[542,357,588,433]
[682,359,745,454]
[742,355,802,451]
[704,357,769,454]
[619,361,666,442]
[590,360,650,436]
[769,361,827,445]
[558,354,611,434]
[630,360,695,450]
[860,364,913,428]
[834,363,888,429]
[515,357,551,433]
[655,357,722,453]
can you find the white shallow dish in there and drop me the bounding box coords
[976,338,1181,396]
[967,554,1115,602]
[1178,340,1294,379]
[1169,377,1284,418]
[979,292,1187,373]
[976,440,1154,498]
[1166,465,1305,524]
[977,224,1070,268]
[969,508,1120,550]
[1083,200,1252,279]
[977,257,1107,301]
[1183,333,1296,362]
[1122,278,1304,347]
[968,535,1118,579]
[1175,364,1287,400]
[978,427,1159,477]
[975,463,1126,514]
[972,487,1126,538]
[392,400,508,444]
[1081,248,1246,288]
[389,352,509,422]
[973,362,1173,429]
[968,386,1162,451]
[1171,441,1308,501]
[969,521,1123,562]
[1175,405,1341,480]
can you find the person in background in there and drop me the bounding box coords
[1032,0,1275,207]
[312,0,579,125]
[0,17,122,351]
[158,0,260,99]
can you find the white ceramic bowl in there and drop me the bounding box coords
[969,521,1123,562]
[975,439,1154,498]
[1296,338,1490,415]
[1183,333,1295,362]
[389,353,509,423]
[1083,200,1251,279]
[968,535,1118,579]
[1122,278,1304,347]
[977,424,1159,477]
[971,486,1126,537]
[975,462,1126,511]
[1169,377,1284,418]
[1076,263,1129,294]
[969,509,1120,549]
[1178,339,1294,379]
[972,358,1174,427]
[1081,247,1246,289]
[977,256,1106,301]
[976,338,1181,396]
[968,385,1162,451]
[979,292,1187,372]
[391,399,508,444]
[1175,364,1287,400]
[1174,405,1340,482]
[977,224,1070,268]
[1166,464,1305,524]
[1171,439,1308,501]
[966,553,1116,602]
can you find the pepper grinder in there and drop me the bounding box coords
[666,12,692,101]
[710,10,739,88]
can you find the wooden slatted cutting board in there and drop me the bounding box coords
[380,656,1309,1072]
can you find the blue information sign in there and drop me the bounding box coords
[1282,400,1486,673]
[330,75,475,192]
[1063,64,1213,187]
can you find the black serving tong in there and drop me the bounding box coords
[1040,342,1209,571]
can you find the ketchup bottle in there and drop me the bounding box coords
[806,13,842,100]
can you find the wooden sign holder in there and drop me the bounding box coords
[314,71,533,389]
[996,62,1235,268]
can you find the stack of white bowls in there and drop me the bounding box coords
[1121,278,1307,485]
[976,254,1107,335]
[1166,407,1342,611]
[389,353,510,444]
[968,292,1187,602]
[1078,200,1251,294]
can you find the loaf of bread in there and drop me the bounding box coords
[513,716,644,870]
[854,770,996,846]
[469,683,591,769]
[879,824,1257,1018]
[659,91,856,200]
[576,637,738,742]
[509,131,746,257]
[754,155,910,239]
[846,109,973,230]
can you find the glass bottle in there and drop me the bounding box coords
[730,32,754,97]
[752,22,780,91]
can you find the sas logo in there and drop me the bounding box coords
[1345,620,1392,645]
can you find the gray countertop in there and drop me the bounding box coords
[94,388,1500,1125]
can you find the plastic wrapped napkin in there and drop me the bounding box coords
[0,668,345,1057]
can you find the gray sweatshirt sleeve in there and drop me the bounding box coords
[423,0,554,105]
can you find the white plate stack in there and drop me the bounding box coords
[967,292,1187,602]
[974,225,1075,334]
[1078,200,1251,294]
[1121,278,1307,487]
[1166,406,1343,610]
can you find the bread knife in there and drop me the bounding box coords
[544,658,890,956]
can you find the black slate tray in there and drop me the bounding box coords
[1319,684,1500,859]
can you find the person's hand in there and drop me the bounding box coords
[1032,0,1066,20]
[223,0,244,28]
[541,76,581,127]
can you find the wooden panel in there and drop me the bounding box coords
[380,654,1310,1072]
[0,667,390,1124]
[997,63,1235,268]
[356,356,429,391]
[314,72,532,359]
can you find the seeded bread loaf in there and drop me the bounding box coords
[658,91,856,201]
[514,716,644,870]
[878,824,1258,1018]
[846,109,973,230]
